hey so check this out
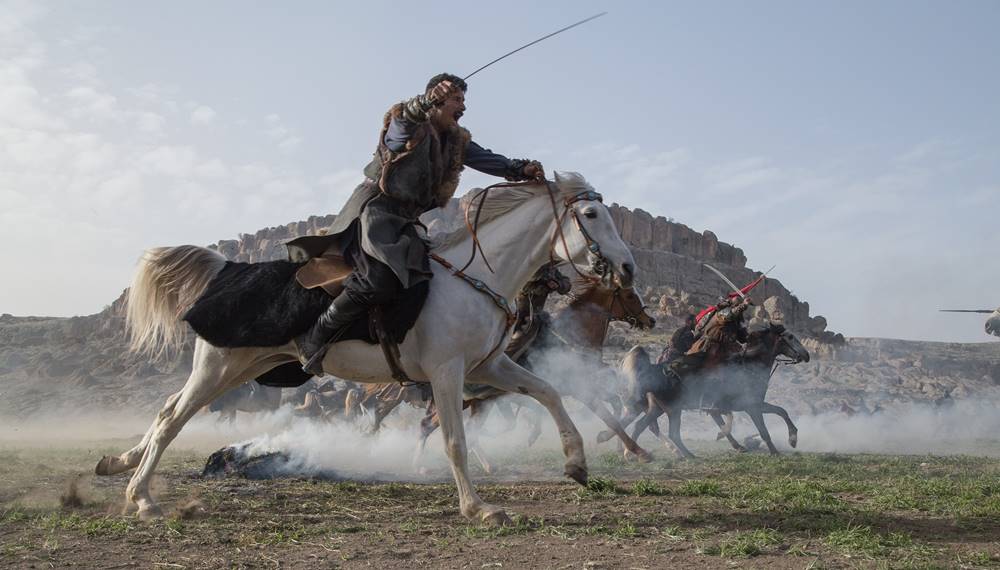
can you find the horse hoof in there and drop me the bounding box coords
[636,449,654,463]
[482,510,512,527]
[95,456,124,476]
[565,465,588,487]
[596,431,613,444]
[137,504,164,521]
[734,445,748,453]
[789,433,798,448]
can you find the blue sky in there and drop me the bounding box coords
[1,0,998,342]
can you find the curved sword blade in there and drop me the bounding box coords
[704,264,746,300]
[463,12,608,81]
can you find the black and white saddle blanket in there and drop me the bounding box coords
[182,260,428,351]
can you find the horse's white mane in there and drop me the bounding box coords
[428,171,597,251]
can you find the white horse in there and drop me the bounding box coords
[96,172,637,525]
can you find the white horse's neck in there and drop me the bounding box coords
[436,188,562,302]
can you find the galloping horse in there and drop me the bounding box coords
[95,173,637,525]
[613,322,809,457]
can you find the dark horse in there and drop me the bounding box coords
[609,322,809,458]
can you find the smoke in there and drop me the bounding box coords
[197,397,582,482]
[786,400,1000,456]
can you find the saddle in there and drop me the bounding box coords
[182,256,425,388]
[295,254,352,297]
[294,254,415,384]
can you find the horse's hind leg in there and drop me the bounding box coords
[412,401,440,472]
[651,395,695,459]
[125,344,265,519]
[709,411,746,452]
[371,397,402,433]
[760,402,798,448]
[469,355,587,487]
[95,391,183,476]
[466,400,496,474]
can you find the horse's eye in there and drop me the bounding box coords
[583,208,598,219]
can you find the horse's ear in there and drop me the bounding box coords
[553,171,585,186]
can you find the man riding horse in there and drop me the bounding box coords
[656,313,696,365]
[289,74,544,374]
[669,296,753,380]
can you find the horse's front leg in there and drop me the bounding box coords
[468,355,587,486]
[597,398,644,444]
[760,402,798,448]
[581,396,652,462]
[746,406,780,455]
[429,359,510,526]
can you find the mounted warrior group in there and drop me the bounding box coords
[99,70,806,526]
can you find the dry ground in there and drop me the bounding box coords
[2,436,999,569]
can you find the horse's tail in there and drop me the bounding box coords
[126,245,227,358]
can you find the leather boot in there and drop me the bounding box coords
[298,293,368,375]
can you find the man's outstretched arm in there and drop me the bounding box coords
[465,141,544,181]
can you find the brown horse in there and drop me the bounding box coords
[613,322,809,457]
[414,277,658,468]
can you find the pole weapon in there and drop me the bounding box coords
[939,309,995,314]
[463,12,608,81]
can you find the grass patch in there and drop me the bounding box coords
[824,523,913,559]
[701,528,783,558]
[82,517,133,537]
[726,478,845,513]
[676,480,724,497]
[576,476,621,499]
[957,551,996,567]
[632,479,666,496]
[0,508,28,525]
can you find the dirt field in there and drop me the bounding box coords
[2,433,999,570]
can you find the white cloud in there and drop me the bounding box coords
[0,10,332,317]
[195,158,229,179]
[135,111,165,133]
[190,104,216,125]
[139,145,197,177]
[277,135,302,153]
[65,85,118,119]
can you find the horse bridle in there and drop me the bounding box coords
[545,182,611,283]
[768,329,799,379]
[433,179,611,370]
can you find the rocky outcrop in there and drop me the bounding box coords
[209,215,336,263]
[606,204,831,340]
